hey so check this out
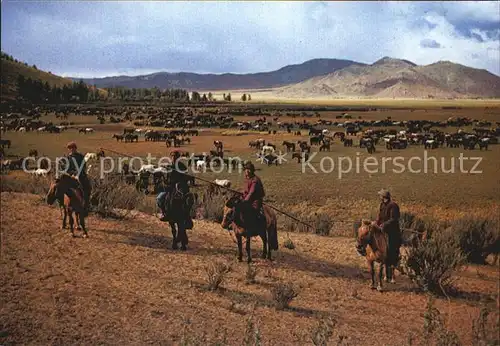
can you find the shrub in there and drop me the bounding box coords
[197,189,227,223]
[270,282,299,310]
[1,174,51,196]
[89,175,145,218]
[471,308,500,346]
[283,238,295,250]
[205,261,231,291]
[313,213,332,236]
[422,297,461,346]
[245,264,257,284]
[311,317,335,346]
[242,312,262,346]
[404,228,466,295]
[449,216,499,264]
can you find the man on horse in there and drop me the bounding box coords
[156,150,193,229]
[65,141,92,216]
[238,162,266,235]
[358,189,401,264]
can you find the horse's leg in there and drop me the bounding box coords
[80,214,88,238]
[179,224,187,251]
[76,213,82,230]
[68,210,75,237]
[237,234,243,262]
[246,236,252,264]
[170,222,178,250]
[61,207,67,229]
[261,231,268,259]
[369,261,376,289]
[377,263,384,292]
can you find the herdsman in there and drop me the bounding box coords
[65,141,92,215]
[238,162,266,234]
[358,189,402,277]
[156,150,193,229]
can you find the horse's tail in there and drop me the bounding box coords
[268,219,279,251]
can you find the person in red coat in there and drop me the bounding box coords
[239,162,265,234]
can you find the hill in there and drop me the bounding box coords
[0,55,74,102]
[275,57,500,99]
[73,58,364,91]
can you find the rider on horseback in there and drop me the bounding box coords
[238,162,266,235]
[357,189,401,266]
[65,141,92,216]
[156,150,193,229]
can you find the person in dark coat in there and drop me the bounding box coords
[373,189,402,267]
[65,141,91,215]
[157,151,192,228]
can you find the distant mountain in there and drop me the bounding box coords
[73,59,364,90]
[1,55,73,102]
[275,57,500,98]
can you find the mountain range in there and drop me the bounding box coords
[2,54,499,100]
[74,57,500,98]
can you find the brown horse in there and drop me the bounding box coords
[221,196,278,263]
[356,220,389,291]
[46,174,88,238]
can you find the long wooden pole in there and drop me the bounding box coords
[99,147,316,229]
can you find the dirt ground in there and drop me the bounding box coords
[1,193,498,345]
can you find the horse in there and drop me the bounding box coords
[356,220,390,292]
[46,174,88,238]
[282,141,296,152]
[161,183,195,250]
[221,196,278,263]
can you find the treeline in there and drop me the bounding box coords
[105,87,190,102]
[1,51,39,70]
[16,75,92,103]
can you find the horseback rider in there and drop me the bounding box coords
[157,150,193,228]
[65,141,92,215]
[357,189,401,264]
[238,162,266,234]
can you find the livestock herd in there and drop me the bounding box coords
[1,104,499,178]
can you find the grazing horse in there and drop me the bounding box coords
[356,221,389,291]
[112,134,124,142]
[46,174,88,238]
[221,196,278,263]
[282,141,296,152]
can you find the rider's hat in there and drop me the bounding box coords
[243,162,255,172]
[377,189,391,199]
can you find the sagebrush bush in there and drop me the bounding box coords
[197,189,227,223]
[1,174,51,195]
[245,264,257,284]
[205,261,231,291]
[271,282,299,310]
[313,213,332,236]
[89,174,145,218]
[404,228,466,295]
[422,297,461,346]
[449,216,499,264]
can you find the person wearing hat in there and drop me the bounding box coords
[157,150,192,227]
[238,162,266,234]
[371,189,401,280]
[65,141,92,215]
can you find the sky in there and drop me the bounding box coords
[1,1,499,78]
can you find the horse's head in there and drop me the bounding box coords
[221,195,241,230]
[356,220,375,248]
[46,177,62,205]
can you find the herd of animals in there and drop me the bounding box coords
[1,104,499,180]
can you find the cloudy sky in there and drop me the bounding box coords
[1,1,499,78]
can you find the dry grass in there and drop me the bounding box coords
[1,192,499,345]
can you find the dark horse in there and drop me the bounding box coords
[221,196,278,263]
[162,183,195,250]
[46,173,88,238]
[356,220,390,292]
